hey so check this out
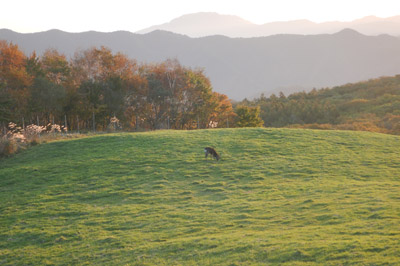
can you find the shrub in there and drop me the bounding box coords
[0,137,17,157]
[0,122,68,157]
[107,116,122,132]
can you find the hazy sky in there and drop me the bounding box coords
[2,0,400,33]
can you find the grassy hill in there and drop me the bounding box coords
[0,128,399,265]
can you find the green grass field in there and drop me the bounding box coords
[0,128,399,265]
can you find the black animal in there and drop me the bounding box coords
[204,147,220,161]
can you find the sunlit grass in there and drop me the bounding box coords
[0,128,399,265]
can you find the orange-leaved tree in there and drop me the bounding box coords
[0,41,32,122]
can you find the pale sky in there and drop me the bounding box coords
[2,0,400,33]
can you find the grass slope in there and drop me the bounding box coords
[0,128,399,265]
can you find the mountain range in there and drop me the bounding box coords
[137,12,400,37]
[1,26,400,100]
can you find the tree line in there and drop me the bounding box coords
[0,41,240,132]
[3,40,397,135]
[237,76,400,135]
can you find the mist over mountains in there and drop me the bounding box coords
[2,16,400,100]
[137,12,400,37]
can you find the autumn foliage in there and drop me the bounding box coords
[0,42,235,131]
[1,40,399,136]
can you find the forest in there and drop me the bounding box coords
[237,76,400,135]
[1,40,399,135]
[0,41,236,132]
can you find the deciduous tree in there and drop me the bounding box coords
[235,105,263,127]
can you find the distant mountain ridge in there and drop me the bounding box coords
[136,12,400,37]
[1,28,400,100]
